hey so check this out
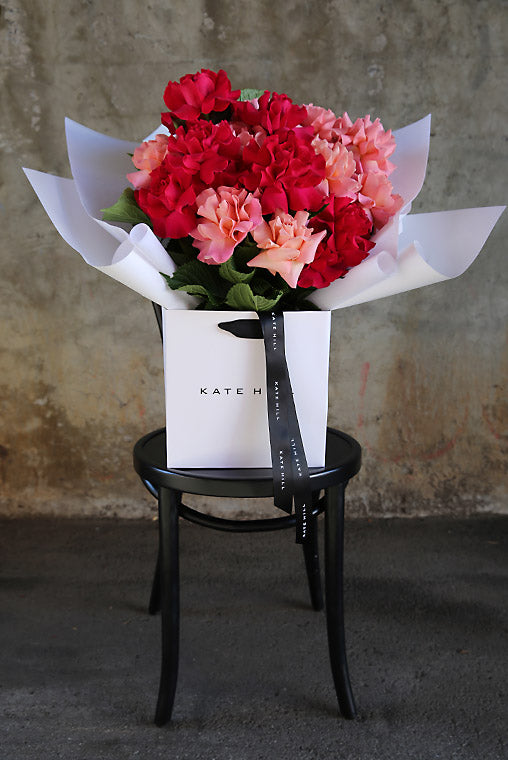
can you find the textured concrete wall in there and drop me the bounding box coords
[1,0,506,519]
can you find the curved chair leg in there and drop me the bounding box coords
[154,487,181,727]
[149,545,161,615]
[302,493,323,611]
[324,483,357,719]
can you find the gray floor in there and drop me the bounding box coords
[0,515,506,760]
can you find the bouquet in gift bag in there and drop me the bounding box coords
[101,68,405,313]
[24,68,503,313]
[23,69,504,540]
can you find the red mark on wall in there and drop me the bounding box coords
[359,362,370,399]
[356,361,468,463]
[482,406,507,444]
[418,407,469,461]
[356,362,370,432]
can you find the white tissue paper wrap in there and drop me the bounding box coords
[24,114,504,312]
[24,120,194,310]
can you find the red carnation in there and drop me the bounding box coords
[298,196,375,288]
[162,69,240,122]
[167,120,241,186]
[232,91,308,135]
[135,165,199,239]
[241,129,326,214]
[134,120,243,238]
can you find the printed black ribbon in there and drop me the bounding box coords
[218,312,312,544]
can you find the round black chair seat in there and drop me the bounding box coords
[133,426,361,499]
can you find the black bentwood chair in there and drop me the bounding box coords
[132,303,362,727]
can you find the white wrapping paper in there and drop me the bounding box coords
[24,113,504,314]
[23,167,195,310]
[311,206,505,311]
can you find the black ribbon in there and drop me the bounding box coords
[218,313,312,544]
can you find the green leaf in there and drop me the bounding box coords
[162,258,230,309]
[249,270,291,298]
[239,88,265,102]
[203,299,223,310]
[278,285,320,311]
[101,188,152,226]
[175,284,210,297]
[225,283,284,312]
[225,283,257,310]
[161,275,219,307]
[163,259,219,291]
[252,292,285,311]
[248,275,272,296]
[161,272,179,290]
[219,256,255,284]
[163,237,196,266]
[163,248,189,267]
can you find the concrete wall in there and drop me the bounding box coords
[1,0,506,519]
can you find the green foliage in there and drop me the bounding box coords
[279,284,319,311]
[219,254,255,284]
[101,188,152,226]
[161,236,319,312]
[163,237,197,266]
[162,258,229,308]
[225,282,284,311]
[239,88,265,102]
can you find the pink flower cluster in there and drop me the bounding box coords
[192,187,262,264]
[127,69,403,290]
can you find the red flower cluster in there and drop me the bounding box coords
[298,197,375,288]
[162,68,240,122]
[136,120,242,238]
[126,69,404,292]
[241,129,326,214]
[231,91,308,134]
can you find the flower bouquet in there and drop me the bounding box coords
[24,69,504,539]
[102,68,404,313]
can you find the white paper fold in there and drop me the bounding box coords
[24,169,124,264]
[105,237,190,307]
[24,113,505,313]
[65,118,140,219]
[398,207,506,278]
[391,114,431,207]
[23,167,195,309]
[311,205,505,310]
[309,250,397,310]
[142,124,171,142]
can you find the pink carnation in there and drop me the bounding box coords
[302,104,338,141]
[312,137,361,199]
[358,171,403,229]
[334,113,397,174]
[190,186,263,264]
[127,134,169,190]
[248,210,326,288]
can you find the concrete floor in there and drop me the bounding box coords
[0,515,506,760]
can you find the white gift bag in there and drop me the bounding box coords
[163,309,331,468]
